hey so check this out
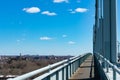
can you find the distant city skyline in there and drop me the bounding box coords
[0,0,120,56]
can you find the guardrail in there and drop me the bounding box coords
[95,53,120,80]
[8,53,91,80]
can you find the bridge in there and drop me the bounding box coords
[7,0,120,80]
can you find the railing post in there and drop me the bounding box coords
[64,68,66,80]
[49,64,51,72]
[66,65,68,80]
[70,63,71,77]
[113,65,116,80]
[56,71,59,80]
[106,60,109,73]
[75,61,76,71]
[44,76,50,80]
[71,62,73,74]
[71,63,73,75]
[102,56,105,68]
[73,62,75,73]
[68,65,70,78]
[67,58,71,78]
[62,68,64,80]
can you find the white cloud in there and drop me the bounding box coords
[53,0,68,3]
[75,8,88,13]
[68,41,76,45]
[68,9,76,14]
[41,11,57,16]
[70,11,76,14]
[77,0,81,3]
[16,40,21,45]
[17,40,20,42]
[23,7,40,13]
[16,38,26,44]
[40,37,52,40]
[69,8,88,14]
[62,35,67,38]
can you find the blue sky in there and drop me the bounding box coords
[0,0,119,56]
[117,0,120,45]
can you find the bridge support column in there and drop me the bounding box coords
[103,0,117,63]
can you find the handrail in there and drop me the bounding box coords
[8,53,89,80]
[95,53,120,80]
[33,56,81,80]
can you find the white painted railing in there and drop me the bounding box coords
[8,53,91,80]
[95,53,120,80]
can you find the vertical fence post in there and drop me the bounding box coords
[45,76,50,80]
[56,71,59,80]
[75,61,76,71]
[66,65,68,80]
[71,63,73,75]
[62,68,64,80]
[113,66,116,80]
[106,60,109,73]
[49,64,51,72]
[70,63,71,77]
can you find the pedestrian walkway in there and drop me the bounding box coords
[69,55,94,80]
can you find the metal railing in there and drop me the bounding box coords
[8,53,91,80]
[95,53,120,80]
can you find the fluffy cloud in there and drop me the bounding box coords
[77,0,81,3]
[41,11,57,16]
[17,40,20,42]
[53,0,68,3]
[23,7,40,13]
[62,35,67,38]
[75,8,88,13]
[68,9,76,14]
[69,8,88,14]
[40,37,52,40]
[68,41,76,45]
